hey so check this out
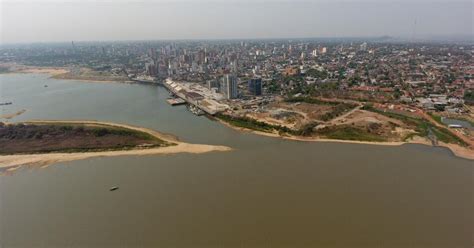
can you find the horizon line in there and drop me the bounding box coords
[1,35,473,46]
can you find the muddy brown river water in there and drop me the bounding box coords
[1,74,472,247]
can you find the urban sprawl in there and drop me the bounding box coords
[1,39,473,151]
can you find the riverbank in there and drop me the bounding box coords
[0,63,132,83]
[0,63,69,76]
[0,120,232,172]
[215,117,474,160]
[18,67,69,76]
[51,67,132,83]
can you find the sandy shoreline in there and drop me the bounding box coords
[0,63,69,76]
[0,120,232,172]
[51,73,134,83]
[2,68,472,161]
[1,64,132,83]
[19,67,69,76]
[215,118,474,160]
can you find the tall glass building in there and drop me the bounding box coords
[248,78,262,96]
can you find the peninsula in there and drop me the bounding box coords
[0,120,231,172]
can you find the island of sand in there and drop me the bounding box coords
[0,120,231,172]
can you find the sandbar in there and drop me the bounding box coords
[0,120,232,172]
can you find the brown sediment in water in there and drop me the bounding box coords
[0,109,26,120]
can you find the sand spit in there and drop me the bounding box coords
[0,120,232,172]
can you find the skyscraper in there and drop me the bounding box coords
[248,78,262,96]
[148,48,157,61]
[221,74,238,99]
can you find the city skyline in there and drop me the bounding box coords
[1,1,473,246]
[1,0,472,44]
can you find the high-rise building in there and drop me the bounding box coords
[248,78,262,96]
[207,79,220,90]
[221,74,238,99]
[231,61,238,73]
[145,62,157,76]
[197,50,206,64]
[148,48,157,61]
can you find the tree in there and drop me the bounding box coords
[464,90,474,105]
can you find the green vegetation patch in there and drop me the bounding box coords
[464,90,474,105]
[219,105,467,146]
[319,103,356,121]
[362,105,468,146]
[316,125,387,142]
[285,96,340,105]
[427,112,444,126]
[0,122,170,155]
[305,68,328,79]
[217,113,385,142]
[216,113,294,134]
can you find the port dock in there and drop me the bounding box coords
[166,98,186,106]
[163,78,228,115]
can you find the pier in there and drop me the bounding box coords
[163,78,228,115]
[166,98,186,106]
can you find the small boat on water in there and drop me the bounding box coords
[44,84,48,87]
[109,186,119,191]
[0,102,12,106]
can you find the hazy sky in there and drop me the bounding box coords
[0,0,472,43]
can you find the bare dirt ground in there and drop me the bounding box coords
[246,111,303,129]
[19,67,69,76]
[0,63,130,83]
[326,109,415,141]
[52,68,130,82]
[0,63,69,76]
[269,101,333,121]
[243,101,336,130]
